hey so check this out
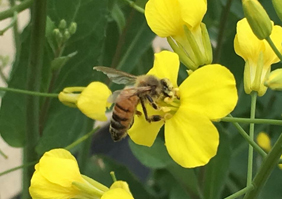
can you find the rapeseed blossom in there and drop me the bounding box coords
[234,18,282,96]
[257,132,282,169]
[58,82,112,121]
[145,0,212,70]
[128,51,238,168]
[29,148,134,199]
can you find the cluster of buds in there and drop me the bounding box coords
[53,19,77,48]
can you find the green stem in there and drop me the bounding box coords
[228,117,266,158]
[110,171,117,182]
[221,117,282,126]
[243,133,282,199]
[213,0,233,63]
[65,126,100,151]
[247,92,257,186]
[22,0,47,198]
[0,86,58,97]
[224,185,254,199]
[0,148,8,159]
[0,161,36,177]
[0,11,17,35]
[123,0,144,14]
[0,0,34,21]
[9,0,21,72]
[265,36,282,62]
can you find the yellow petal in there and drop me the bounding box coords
[263,25,282,66]
[102,181,133,199]
[36,149,85,187]
[128,104,163,147]
[147,51,179,87]
[102,188,134,199]
[165,107,219,168]
[29,149,84,199]
[180,64,238,120]
[234,18,264,63]
[109,181,132,195]
[145,0,206,37]
[178,0,207,30]
[256,132,271,152]
[77,82,112,121]
[145,0,184,37]
[30,170,78,199]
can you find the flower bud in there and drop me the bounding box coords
[242,0,272,40]
[59,19,67,29]
[265,68,282,90]
[58,87,83,108]
[257,132,271,152]
[63,30,71,41]
[272,0,282,22]
[53,28,63,44]
[69,22,77,35]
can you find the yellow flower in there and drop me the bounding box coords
[128,51,238,168]
[59,82,112,121]
[257,132,282,169]
[234,18,282,96]
[145,0,212,70]
[29,148,134,199]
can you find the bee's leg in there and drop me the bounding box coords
[135,110,142,116]
[140,96,162,123]
[145,94,158,110]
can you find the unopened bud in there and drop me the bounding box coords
[265,68,282,90]
[272,0,282,22]
[63,30,71,41]
[242,0,272,40]
[53,28,63,44]
[59,19,67,29]
[69,22,77,35]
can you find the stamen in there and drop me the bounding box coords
[164,113,173,120]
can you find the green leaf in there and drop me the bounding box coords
[102,7,155,73]
[45,16,57,53]
[51,51,77,71]
[166,163,201,198]
[203,125,232,199]
[129,137,172,169]
[111,3,126,34]
[0,26,40,147]
[170,184,191,199]
[153,169,191,199]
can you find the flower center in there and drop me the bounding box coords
[157,88,180,120]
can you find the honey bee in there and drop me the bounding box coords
[94,66,177,141]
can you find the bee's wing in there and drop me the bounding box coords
[107,90,123,103]
[107,86,152,103]
[94,66,137,85]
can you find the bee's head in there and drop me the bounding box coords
[160,78,175,98]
